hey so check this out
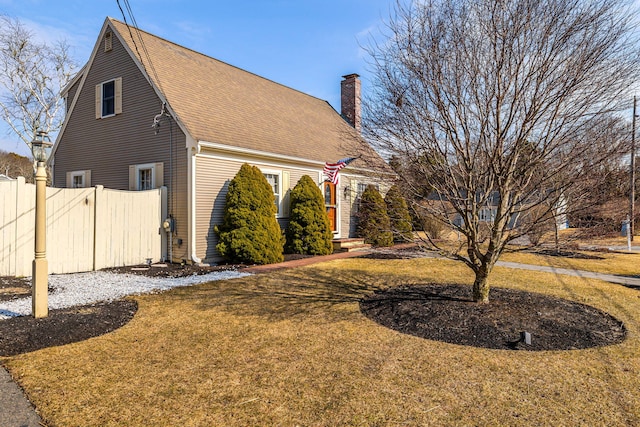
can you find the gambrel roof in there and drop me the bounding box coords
[61,17,387,170]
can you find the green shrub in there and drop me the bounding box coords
[357,185,394,247]
[285,175,334,255]
[384,184,413,242]
[215,163,284,264]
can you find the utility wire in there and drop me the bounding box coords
[116,0,163,94]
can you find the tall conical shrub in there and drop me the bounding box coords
[215,163,284,264]
[384,184,413,242]
[285,175,334,255]
[357,185,393,247]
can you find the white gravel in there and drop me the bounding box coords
[0,270,250,320]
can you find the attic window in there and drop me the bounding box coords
[95,78,122,118]
[104,31,113,52]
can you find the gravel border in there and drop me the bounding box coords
[0,270,250,320]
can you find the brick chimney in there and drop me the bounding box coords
[341,73,361,133]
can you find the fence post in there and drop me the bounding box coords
[93,185,104,271]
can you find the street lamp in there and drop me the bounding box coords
[30,129,52,318]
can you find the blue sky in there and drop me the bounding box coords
[0,0,394,157]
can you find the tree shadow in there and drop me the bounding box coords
[166,266,389,322]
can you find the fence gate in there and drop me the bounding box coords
[0,178,166,276]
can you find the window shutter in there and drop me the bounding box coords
[281,171,290,217]
[129,165,136,190]
[95,84,101,119]
[114,77,122,114]
[154,162,164,188]
[66,172,72,188]
[85,170,92,187]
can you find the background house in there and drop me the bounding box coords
[52,17,390,264]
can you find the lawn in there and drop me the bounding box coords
[501,248,640,276]
[3,257,640,426]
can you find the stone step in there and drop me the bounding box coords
[332,238,371,252]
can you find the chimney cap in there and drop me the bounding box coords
[342,73,360,80]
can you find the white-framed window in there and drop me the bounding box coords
[138,167,153,190]
[260,168,291,217]
[263,171,281,215]
[95,77,122,119]
[66,170,91,188]
[129,163,163,190]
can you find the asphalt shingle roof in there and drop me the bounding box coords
[109,18,385,168]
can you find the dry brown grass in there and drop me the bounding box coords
[3,257,640,426]
[502,249,640,276]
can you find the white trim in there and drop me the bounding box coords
[196,149,321,176]
[97,78,121,118]
[135,163,156,190]
[199,141,326,169]
[71,171,86,188]
[188,142,198,263]
[323,179,341,237]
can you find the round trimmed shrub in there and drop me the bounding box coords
[357,185,394,247]
[215,163,284,264]
[384,184,413,242]
[285,175,334,255]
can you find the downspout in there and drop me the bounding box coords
[187,138,201,264]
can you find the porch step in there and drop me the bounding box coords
[333,238,371,253]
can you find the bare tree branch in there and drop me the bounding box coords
[0,15,76,149]
[364,0,640,302]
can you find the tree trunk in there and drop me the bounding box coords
[554,218,560,254]
[472,267,490,303]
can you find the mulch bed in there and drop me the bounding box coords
[528,249,605,259]
[360,284,626,351]
[0,300,137,357]
[0,250,628,356]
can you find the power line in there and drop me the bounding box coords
[115,0,163,94]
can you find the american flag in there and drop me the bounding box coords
[323,157,357,184]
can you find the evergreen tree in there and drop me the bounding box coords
[285,175,334,255]
[357,185,393,247]
[215,163,284,264]
[384,184,413,242]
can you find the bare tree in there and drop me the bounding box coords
[0,149,34,182]
[0,15,76,150]
[364,0,640,302]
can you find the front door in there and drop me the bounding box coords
[324,182,337,233]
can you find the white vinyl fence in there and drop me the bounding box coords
[0,177,167,276]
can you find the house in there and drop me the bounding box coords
[51,17,391,264]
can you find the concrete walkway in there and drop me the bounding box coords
[0,366,42,427]
[2,249,639,426]
[496,261,640,288]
